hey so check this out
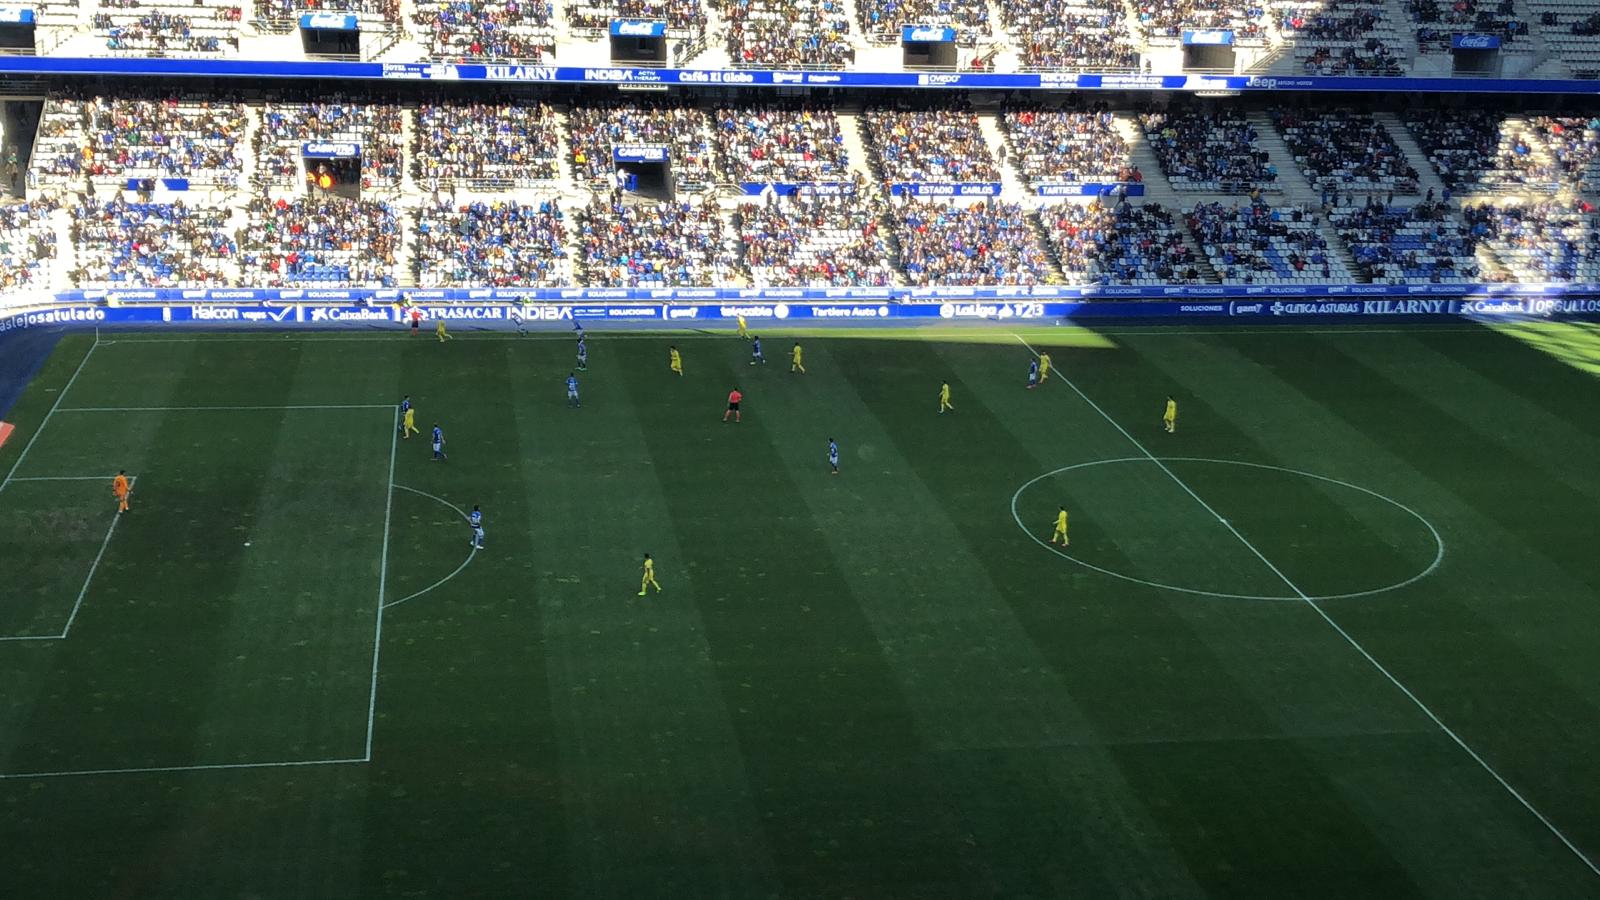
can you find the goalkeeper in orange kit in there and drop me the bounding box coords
[112,470,131,513]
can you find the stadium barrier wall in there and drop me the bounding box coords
[4,296,1600,336]
[1,57,1599,94]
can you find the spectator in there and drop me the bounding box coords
[414,196,569,286]
[736,192,895,286]
[1272,107,1419,193]
[568,0,706,32]
[864,104,1001,183]
[1333,197,1481,283]
[0,200,59,290]
[576,197,738,286]
[256,100,405,190]
[412,0,554,61]
[71,197,234,287]
[724,0,854,68]
[1142,103,1276,192]
[1002,101,1131,187]
[415,101,562,189]
[892,198,1051,286]
[1187,199,1349,283]
[715,104,852,183]
[1464,199,1600,281]
[1042,199,1203,284]
[240,196,400,286]
[858,0,989,43]
[997,0,1138,69]
[567,98,718,189]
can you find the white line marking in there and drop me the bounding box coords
[0,756,367,780]
[0,332,100,496]
[57,404,393,412]
[364,407,399,761]
[1009,458,1444,601]
[59,476,135,637]
[7,475,123,482]
[1014,333,1600,878]
[0,634,62,643]
[383,485,478,610]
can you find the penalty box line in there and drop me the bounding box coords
[1012,334,1600,878]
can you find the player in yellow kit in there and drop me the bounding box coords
[1164,395,1177,433]
[1051,507,1069,546]
[736,315,749,340]
[669,345,683,376]
[1038,352,1052,383]
[638,553,662,596]
[402,406,419,439]
[790,342,806,374]
[938,382,954,414]
[435,318,452,342]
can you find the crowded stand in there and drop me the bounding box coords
[1407,110,1596,192]
[862,105,1001,184]
[1000,103,1134,187]
[997,0,1139,70]
[1465,199,1600,281]
[1041,199,1204,284]
[735,193,896,286]
[1133,0,1264,41]
[890,198,1051,286]
[575,197,738,286]
[67,96,249,188]
[1525,116,1600,190]
[0,201,60,290]
[1271,107,1420,194]
[412,0,555,62]
[1408,0,1529,53]
[1332,198,1483,283]
[567,99,718,190]
[70,198,235,288]
[1186,199,1349,283]
[1275,1,1405,75]
[1403,108,1506,191]
[95,6,240,56]
[714,105,852,183]
[256,0,400,31]
[240,197,401,286]
[413,196,570,287]
[722,0,854,68]
[414,101,563,190]
[1141,105,1277,192]
[255,101,405,190]
[567,0,706,32]
[858,0,990,44]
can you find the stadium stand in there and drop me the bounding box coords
[1000,102,1135,188]
[413,196,570,286]
[567,0,707,33]
[240,196,401,286]
[412,0,556,62]
[1273,0,1406,75]
[414,101,563,190]
[862,104,1001,183]
[1465,198,1600,281]
[567,99,718,190]
[890,198,1052,286]
[575,197,738,285]
[1527,0,1600,77]
[70,198,235,287]
[94,3,241,56]
[735,193,896,286]
[255,100,405,191]
[1187,199,1351,283]
[1141,104,1278,192]
[1133,0,1265,42]
[714,104,852,183]
[996,0,1140,70]
[1406,109,1598,193]
[858,0,990,45]
[721,0,855,68]
[0,201,60,290]
[1041,199,1205,284]
[1407,0,1530,55]
[1272,107,1420,194]
[1331,198,1483,283]
[256,0,401,33]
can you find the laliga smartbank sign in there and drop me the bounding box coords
[938,302,1047,319]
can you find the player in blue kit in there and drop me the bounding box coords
[431,424,447,461]
[827,438,839,475]
[566,372,581,408]
[750,336,765,366]
[468,505,484,549]
[1026,359,1040,390]
[576,337,588,371]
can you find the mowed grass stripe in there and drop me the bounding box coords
[754,339,1210,899]
[851,336,1440,890]
[1138,329,1600,887]
[619,342,985,900]
[1,349,302,773]
[506,337,778,900]
[361,338,569,898]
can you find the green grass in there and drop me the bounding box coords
[1,322,1598,899]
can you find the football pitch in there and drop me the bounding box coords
[1,321,1598,899]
